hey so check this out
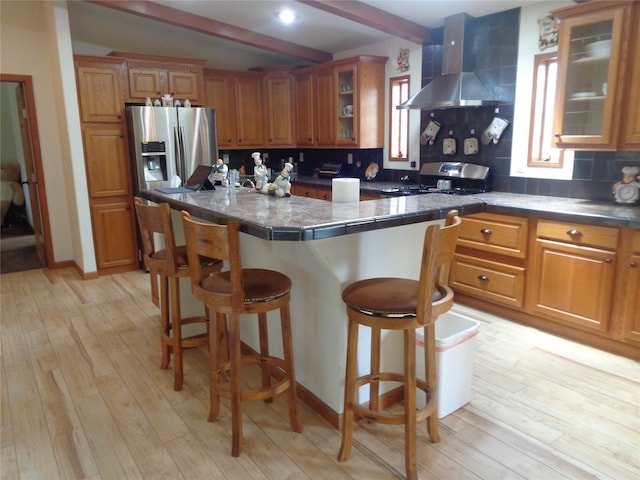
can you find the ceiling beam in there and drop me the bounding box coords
[86,0,333,64]
[297,0,431,45]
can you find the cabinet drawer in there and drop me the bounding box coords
[457,213,528,258]
[451,254,525,308]
[537,219,619,249]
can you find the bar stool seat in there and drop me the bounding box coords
[181,212,302,457]
[338,210,461,480]
[134,197,222,391]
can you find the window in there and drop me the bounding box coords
[389,75,410,161]
[528,53,564,167]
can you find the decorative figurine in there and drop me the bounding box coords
[211,158,228,186]
[252,152,269,190]
[273,162,293,198]
[613,166,640,205]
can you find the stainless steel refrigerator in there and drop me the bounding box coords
[126,106,218,192]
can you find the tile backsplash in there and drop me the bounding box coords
[418,8,640,203]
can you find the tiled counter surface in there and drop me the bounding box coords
[294,176,640,228]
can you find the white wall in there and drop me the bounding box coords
[336,38,423,172]
[0,0,94,271]
[511,1,575,180]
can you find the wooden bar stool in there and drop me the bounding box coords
[134,197,222,391]
[181,212,302,457]
[338,210,461,480]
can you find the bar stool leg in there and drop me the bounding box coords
[159,274,170,370]
[280,303,302,433]
[208,311,222,423]
[170,276,184,391]
[338,316,359,462]
[370,326,382,411]
[404,329,418,480]
[424,324,440,442]
[228,313,243,457]
[258,312,272,403]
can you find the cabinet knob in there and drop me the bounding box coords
[567,229,582,237]
[323,194,330,200]
[480,228,492,235]
[554,132,561,138]
[305,191,312,197]
[478,275,489,281]
[605,258,613,264]
[238,139,242,143]
[631,262,638,268]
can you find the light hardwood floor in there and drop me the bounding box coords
[1,267,638,479]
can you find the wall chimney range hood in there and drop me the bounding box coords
[398,13,497,110]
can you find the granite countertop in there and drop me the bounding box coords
[141,187,485,241]
[141,181,639,241]
[293,176,640,228]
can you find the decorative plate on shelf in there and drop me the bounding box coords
[571,92,597,98]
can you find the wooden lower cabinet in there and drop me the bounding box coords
[91,200,138,271]
[451,213,528,308]
[529,238,615,332]
[620,230,640,344]
[452,213,638,359]
[451,254,525,308]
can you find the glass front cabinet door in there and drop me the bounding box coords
[552,2,629,149]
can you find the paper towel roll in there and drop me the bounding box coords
[332,178,360,203]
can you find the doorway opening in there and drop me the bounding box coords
[1,74,52,274]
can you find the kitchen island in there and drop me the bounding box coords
[140,187,484,425]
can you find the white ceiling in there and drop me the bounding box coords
[68,0,542,70]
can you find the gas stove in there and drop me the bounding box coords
[381,162,491,197]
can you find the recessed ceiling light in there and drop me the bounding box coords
[277,9,297,24]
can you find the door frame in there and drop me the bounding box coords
[1,73,53,269]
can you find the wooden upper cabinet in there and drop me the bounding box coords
[621,3,640,149]
[234,72,265,147]
[75,56,126,123]
[552,1,637,150]
[294,72,315,146]
[203,71,237,147]
[314,67,336,146]
[265,73,294,146]
[110,51,205,104]
[203,69,265,148]
[294,55,386,148]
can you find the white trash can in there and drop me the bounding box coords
[416,311,481,418]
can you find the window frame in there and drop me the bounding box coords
[389,75,410,162]
[527,52,564,168]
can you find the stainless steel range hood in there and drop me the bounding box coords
[398,14,497,110]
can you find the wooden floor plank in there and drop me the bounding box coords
[1,268,638,480]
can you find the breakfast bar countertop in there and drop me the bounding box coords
[141,187,486,241]
[141,186,639,241]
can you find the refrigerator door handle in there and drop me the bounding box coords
[178,126,187,186]
[173,126,183,185]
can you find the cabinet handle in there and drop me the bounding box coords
[305,191,312,197]
[323,194,330,200]
[567,229,582,237]
[605,258,612,264]
[480,228,492,235]
[478,275,489,281]
[631,262,638,268]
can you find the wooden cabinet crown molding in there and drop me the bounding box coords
[108,50,207,66]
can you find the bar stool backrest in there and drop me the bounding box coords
[134,197,179,276]
[416,210,461,326]
[181,212,245,313]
